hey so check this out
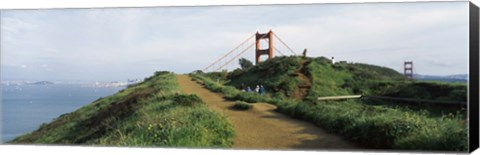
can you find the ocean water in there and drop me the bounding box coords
[1,84,124,143]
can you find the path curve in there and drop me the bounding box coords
[176,75,358,150]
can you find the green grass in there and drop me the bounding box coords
[304,57,353,100]
[275,100,467,151]
[93,95,234,147]
[302,57,413,101]
[376,81,467,102]
[10,71,234,148]
[190,55,468,151]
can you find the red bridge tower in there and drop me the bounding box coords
[255,30,274,64]
[404,61,414,79]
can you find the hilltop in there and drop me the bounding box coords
[192,55,468,151]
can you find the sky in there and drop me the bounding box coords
[0,2,470,82]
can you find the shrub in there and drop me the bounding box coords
[173,94,204,106]
[286,100,467,150]
[220,86,239,98]
[233,101,252,110]
[393,116,468,151]
[231,92,264,103]
[154,71,171,76]
[239,58,254,70]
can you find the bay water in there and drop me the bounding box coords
[1,84,124,143]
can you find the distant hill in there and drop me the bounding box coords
[414,74,468,83]
[29,81,54,85]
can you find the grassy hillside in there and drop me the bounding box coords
[191,55,468,151]
[221,56,466,104]
[227,56,302,98]
[10,71,234,147]
[303,57,404,101]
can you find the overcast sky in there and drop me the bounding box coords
[0,2,469,82]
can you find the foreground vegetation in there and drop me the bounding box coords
[11,71,234,148]
[233,101,253,110]
[190,56,468,151]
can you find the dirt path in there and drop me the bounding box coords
[176,75,358,150]
[293,59,312,100]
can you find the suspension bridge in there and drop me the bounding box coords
[202,30,298,73]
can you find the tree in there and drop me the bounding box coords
[239,58,253,70]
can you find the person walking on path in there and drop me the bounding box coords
[255,85,260,93]
[259,85,265,96]
[246,86,252,92]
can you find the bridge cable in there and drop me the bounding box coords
[273,33,297,55]
[204,32,270,72]
[203,34,255,72]
[273,47,286,56]
[213,33,269,71]
[214,43,255,72]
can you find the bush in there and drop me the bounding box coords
[239,58,254,70]
[233,101,252,110]
[154,71,171,76]
[220,86,239,98]
[173,94,204,106]
[230,92,264,103]
[281,100,468,150]
[393,116,468,151]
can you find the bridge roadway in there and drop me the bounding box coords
[176,74,359,150]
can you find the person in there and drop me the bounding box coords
[302,48,307,58]
[255,85,260,93]
[246,86,252,92]
[259,85,265,96]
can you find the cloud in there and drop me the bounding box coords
[0,2,469,81]
[1,17,38,33]
[268,3,468,74]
